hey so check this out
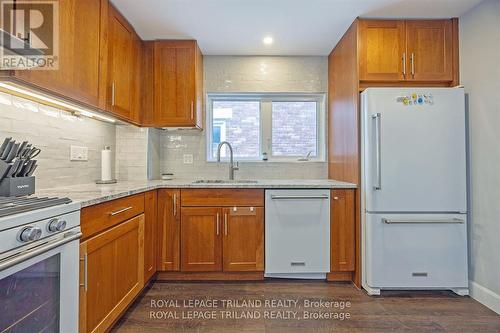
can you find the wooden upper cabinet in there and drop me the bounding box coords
[330,189,355,272]
[406,20,453,81]
[222,207,264,272]
[101,4,135,121]
[157,189,181,271]
[151,40,204,128]
[358,19,457,84]
[180,207,222,272]
[79,214,144,333]
[358,20,406,81]
[13,0,102,106]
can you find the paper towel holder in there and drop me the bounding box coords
[96,146,117,184]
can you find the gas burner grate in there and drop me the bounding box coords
[0,196,72,218]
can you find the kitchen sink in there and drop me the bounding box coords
[192,179,259,184]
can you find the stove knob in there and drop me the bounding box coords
[18,226,42,242]
[47,218,67,232]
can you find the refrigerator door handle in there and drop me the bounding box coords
[383,218,465,224]
[372,113,382,190]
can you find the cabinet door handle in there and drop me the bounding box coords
[109,206,132,216]
[402,52,406,76]
[111,82,116,106]
[80,253,88,292]
[173,194,177,217]
[190,101,194,119]
[410,53,415,76]
[216,213,220,235]
[224,213,228,236]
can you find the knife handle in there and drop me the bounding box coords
[5,143,20,163]
[27,164,37,176]
[1,141,14,160]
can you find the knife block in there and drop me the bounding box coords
[0,176,35,197]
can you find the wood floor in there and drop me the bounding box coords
[111,280,500,333]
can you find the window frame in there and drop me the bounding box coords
[206,93,326,162]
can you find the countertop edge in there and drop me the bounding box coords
[36,181,358,208]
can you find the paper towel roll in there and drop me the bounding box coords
[101,146,113,181]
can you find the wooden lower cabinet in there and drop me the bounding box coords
[330,189,356,273]
[79,214,144,333]
[223,207,264,272]
[157,189,181,271]
[144,191,158,281]
[180,206,264,273]
[180,207,222,272]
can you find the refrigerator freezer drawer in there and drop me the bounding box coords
[365,213,468,289]
[265,189,330,275]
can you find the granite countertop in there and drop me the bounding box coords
[35,179,357,208]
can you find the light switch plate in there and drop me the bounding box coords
[70,145,88,161]
[183,154,193,164]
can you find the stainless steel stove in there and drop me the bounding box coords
[0,195,81,332]
[0,196,73,217]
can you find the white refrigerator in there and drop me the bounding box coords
[361,88,468,296]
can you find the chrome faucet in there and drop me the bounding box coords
[217,141,239,180]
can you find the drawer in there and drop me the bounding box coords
[81,193,145,239]
[365,213,468,288]
[181,189,264,207]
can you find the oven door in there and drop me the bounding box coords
[0,229,81,333]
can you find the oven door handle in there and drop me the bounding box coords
[0,231,82,271]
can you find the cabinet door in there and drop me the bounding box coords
[157,189,180,271]
[153,41,199,127]
[144,190,157,281]
[79,214,144,333]
[15,0,102,106]
[222,207,264,272]
[330,190,355,272]
[104,4,134,120]
[180,207,222,272]
[406,20,453,81]
[358,20,406,81]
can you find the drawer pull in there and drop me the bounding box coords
[109,206,133,216]
[271,195,329,200]
[383,218,464,224]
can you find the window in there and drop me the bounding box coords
[272,101,318,157]
[207,94,325,161]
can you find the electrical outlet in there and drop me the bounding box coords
[70,146,88,161]
[183,154,193,164]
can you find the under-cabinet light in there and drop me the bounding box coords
[0,81,116,123]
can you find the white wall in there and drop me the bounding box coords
[160,56,329,179]
[460,0,500,314]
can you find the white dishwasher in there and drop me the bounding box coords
[265,189,330,279]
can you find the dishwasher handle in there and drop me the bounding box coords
[270,195,329,200]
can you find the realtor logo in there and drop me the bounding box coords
[0,0,59,70]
